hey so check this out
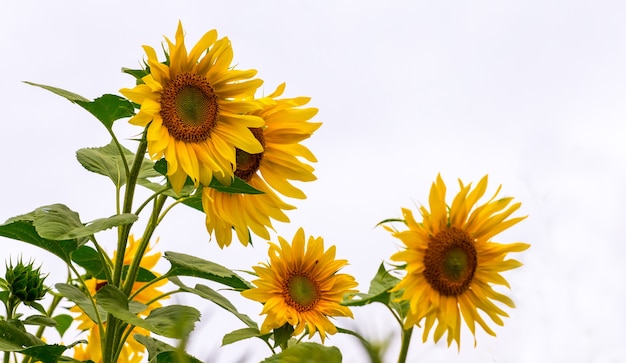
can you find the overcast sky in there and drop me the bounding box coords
[1,1,625,362]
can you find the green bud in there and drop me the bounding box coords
[5,259,47,305]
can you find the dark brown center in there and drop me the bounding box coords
[234,128,265,181]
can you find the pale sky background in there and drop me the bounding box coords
[1,1,625,362]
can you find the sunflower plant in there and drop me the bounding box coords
[0,22,529,363]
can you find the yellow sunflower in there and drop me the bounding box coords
[120,21,265,194]
[241,227,358,342]
[72,324,149,363]
[71,235,167,361]
[202,83,321,247]
[386,174,529,347]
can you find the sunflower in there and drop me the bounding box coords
[72,325,149,363]
[70,235,167,361]
[202,83,321,247]
[120,21,265,194]
[386,174,529,347]
[241,227,358,342]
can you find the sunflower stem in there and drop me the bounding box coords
[397,327,413,363]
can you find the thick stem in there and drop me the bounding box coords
[397,327,413,363]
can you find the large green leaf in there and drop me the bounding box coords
[77,141,161,187]
[7,204,83,241]
[55,283,105,324]
[164,252,252,291]
[342,263,400,307]
[169,277,257,329]
[0,320,44,351]
[0,220,78,264]
[20,344,69,363]
[75,94,135,130]
[24,82,134,130]
[95,285,200,339]
[133,335,203,363]
[59,213,137,240]
[261,343,342,363]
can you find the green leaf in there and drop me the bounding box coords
[342,263,400,307]
[24,81,90,103]
[0,291,9,305]
[75,94,135,130]
[77,141,161,187]
[55,283,105,324]
[207,175,264,195]
[272,323,294,349]
[20,344,68,363]
[169,277,257,329]
[53,314,74,337]
[0,319,43,351]
[222,327,264,346]
[0,220,78,264]
[7,204,84,241]
[261,342,342,363]
[122,67,149,83]
[134,335,203,363]
[58,213,137,240]
[95,285,200,339]
[164,252,253,291]
[23,315,58,327]
[71,246,106,279]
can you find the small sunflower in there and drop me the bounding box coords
[120,21,265,193]
[70,235,167,361]
[202,83,321,247]
[386,174,529,347]
[241,228,358,342]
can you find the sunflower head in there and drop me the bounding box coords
[120,21,265,194]
[202,83,321,248]
[386,174,529,347]
[241,227,358,342]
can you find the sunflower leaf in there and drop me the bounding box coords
[261,342,342,363]
[55,283,106,324]
[342,263,399,307]
[208,176,264,195]
[0,220,79,264]
[163,251,253,290]
[77,141,161,188]
[0,319,44,351]
[19,344,69,363]
[23,81,90,103]
[95,285,200,339]
[52,314,74,337]
[222,327,266,346]
[169,277,258,329]
[75,94,135,130]
[133,335,203,363]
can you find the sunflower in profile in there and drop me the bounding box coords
[120,21,265,193]
[71,235,167,362]
[241,228,358,342]
[385,174,529,347]
[202,83,321,247]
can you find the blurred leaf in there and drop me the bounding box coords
[95,285,200,339]
[169,277,257,329]
[75,94,135,130]
[77,141,161,187]
[222,327,264,346]
[20,344,68,363]
[23,315,57,327]
[53,314,74,337]
[342,263,400,307]
[134,335,203,363]
[164,252,252,291]
[0,220,78,264]
[261,342,342,363]
[272,323,294,349]
[0,319,43,351]
[56,283,105,324]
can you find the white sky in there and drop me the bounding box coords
[1,1,625,362]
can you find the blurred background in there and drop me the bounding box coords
[1,1,625,362]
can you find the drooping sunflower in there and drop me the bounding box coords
[202,83,321,247]
[120,21,265,193]
[241,227,358,342]
[70,235,167,361]
[386,174,529,347]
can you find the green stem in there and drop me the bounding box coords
[122,194,166,296]
[397,327,413,363]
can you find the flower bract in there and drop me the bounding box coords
[386,174,529,347]
[241,227,358,342]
